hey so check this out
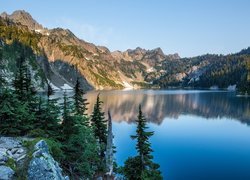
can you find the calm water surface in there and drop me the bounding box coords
[59,90,250,180]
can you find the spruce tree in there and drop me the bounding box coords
[73,77,88,116]
[33,86,60,138]
[90,94,107,146]
[0,89,34,135]
[0,44,5,89]
[123,105,162,180]
[131,105,154,170]
[61,91,76,140]
[47,83,54,98]
[60,91,99,178]
[65,119,99,179]
[90,94,107,170]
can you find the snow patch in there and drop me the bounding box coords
[210,85,219,90]
[146,67,155,73]
[50,83,60,91]
[35,29,42,33]
[61,84,73,90]
[227,84,236,91]
[122,81,133,89]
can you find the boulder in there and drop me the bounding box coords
[0,165,14,180]
[28,140,68,180]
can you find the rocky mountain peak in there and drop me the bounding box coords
[0,12,8,18]
[0,10,43,30]
[151,47,164,56]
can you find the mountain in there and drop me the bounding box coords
[0,10,46,33]
[0,10,249,93]
[0,10,181,90]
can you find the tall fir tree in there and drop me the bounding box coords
[33,85,61,138]
[90,94,107,170]
[90,94,107,146]
[73,77,88,116]
[123,105,162,180]
[0,43,5,89]
[64,117,99,179]
[60,91,99,178]
[131,105,154,170]
[12,44,39,115]
[61,91,77,140]
[0,89,34,135]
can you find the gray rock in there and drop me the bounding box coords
[16,154,26,162]
[0,165,14,180]
[6,150,13,157]
[12,153,21,160]
[28,140,67,180]
[11,148,18,155]
[0,152,8,163]
[0,148,7,155]
[16,148,24,154]
[0,137,21,149]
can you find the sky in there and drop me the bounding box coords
[0,0,250,57]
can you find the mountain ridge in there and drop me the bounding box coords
[0,10,249,93]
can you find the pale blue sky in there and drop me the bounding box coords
[1,0,250,57]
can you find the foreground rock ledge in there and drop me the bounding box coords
[28,140,68,180]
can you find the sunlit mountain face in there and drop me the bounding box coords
[84,90,250,125]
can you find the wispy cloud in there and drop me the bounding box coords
[55,17,114,47]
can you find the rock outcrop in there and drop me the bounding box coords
[0,137,27,163]
[0,137,68,179]
[0,137,27,179]
[28,140,68,180]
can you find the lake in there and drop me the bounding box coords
[57,90,250,179]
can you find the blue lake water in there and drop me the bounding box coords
[84,90,250,180]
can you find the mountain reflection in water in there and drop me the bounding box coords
[84,90,250,125]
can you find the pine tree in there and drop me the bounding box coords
[73,77,88,116]
[0,44,5,89]
[0,89,34,135]
[90,94,107,170]
[13,51,30,101]
[131,105,154,171]
[61,91,76,140]
[33,86,61,138]
[123,105,162,180]
[65,120,99,179]
[47,83,54,98]
[60,91,99,178]
[90,94,107,144]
